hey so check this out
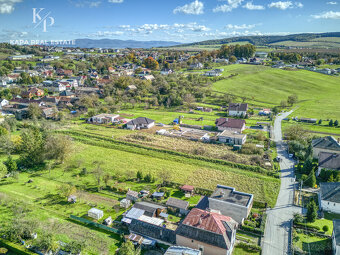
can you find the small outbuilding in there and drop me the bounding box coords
[88,208,104,220]
[120,198,131,209]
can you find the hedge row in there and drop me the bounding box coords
[0,238,36,255]
[240,224,264,235]
[58,130,278,178]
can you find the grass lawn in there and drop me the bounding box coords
[233,244,260,255]
[211,64,340,120]
[282,120,340,137]
[0,174,123,254]
[294,232,331,255]
[50,140,279,206]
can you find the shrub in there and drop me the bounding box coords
[323,225,329,232]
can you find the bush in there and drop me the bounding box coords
[293,213,304,224]
[323,225,329,232]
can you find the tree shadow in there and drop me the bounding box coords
[302,238,332,255]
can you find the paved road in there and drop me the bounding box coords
[262,111,301,255]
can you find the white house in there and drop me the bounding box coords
[318,182,340,214]
[126,117,155,130]
[217,130,247,145]
[228,103,248,117]
[120,198,131,209]
[88,208,104,220]
[88,114,120,124]
[0,99,9,109]
[333,220,340,255]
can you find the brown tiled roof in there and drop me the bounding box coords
[176,208,237,250]
[180,185,194,192]
[215,118,245,129]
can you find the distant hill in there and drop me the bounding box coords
[174,32,340,49]
[73,39,181,49]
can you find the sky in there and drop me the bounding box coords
[0,0,339,43]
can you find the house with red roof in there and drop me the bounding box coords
[176,208,238,255]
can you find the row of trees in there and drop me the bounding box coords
[218,44,256,59]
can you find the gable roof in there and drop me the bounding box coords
[312,136,340,151]
[334,220,340,245]
[215,118,246,129]
[166,197,189,210]
[180,185,194,192]
[319,152,340,170]
[176,208,237,250]
[126,190,139,198]
[133,202,166,217]
[228,103,248,112]
[320,182,340,203]
[127,117,155,126]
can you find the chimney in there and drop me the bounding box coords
[199,218,202,225]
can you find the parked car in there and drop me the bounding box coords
[289,154,294,158]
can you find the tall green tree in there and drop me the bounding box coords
[306,199,317,222]
[305,169,316,188]
[118,241,140,255]
[4,155,17,172]
[19,127,46,167]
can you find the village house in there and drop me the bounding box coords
[126,189,139,202]
[132,202,166,218]
[88,114,120,124]
[228,103,248,117]
[217,130,247,145]
[317,152,340,176]
[28,87,44,97]
[0,99,9,109]
[312,136,340,159]
[166,197,189,215]
[176,208,238,255]
[189,63,203,70]
[215,118,246,133]
[319,182,340,214]
[180,185,194,197]
[196,185,253,224]
[126,117,155,130]
[204,70,222,77]
[333,220,340,255]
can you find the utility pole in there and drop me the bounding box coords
[298,180,303,206]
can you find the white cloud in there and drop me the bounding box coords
[268,1,303,10]
[0,0,22,14]
[225,23,257,30]
[108,0,123,3]
[312,11,340,19]
[243,2,265,10]
[173,0,204,15]
[213,0,244,12]
[326,1,337,4]
[89,1,101,7]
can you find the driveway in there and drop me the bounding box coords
[262,111,301,255]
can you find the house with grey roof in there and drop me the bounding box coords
[228,103,248,117]
[126,117,155,130]
[318,182,340,214]
[129,218,176,245]
[166,197,189,215]
[333,220,340,255]
[132,202,166,217]
[196,185,253,224]
[317,152,340,176]
[126,189,139,202]
[312,136,340,159]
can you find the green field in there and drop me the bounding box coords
[270,40,340,48]
[212,64,340,120]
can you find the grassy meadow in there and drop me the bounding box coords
[212,64,340,120]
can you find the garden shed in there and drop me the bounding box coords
[120,198,131,209]
[88,208,104,220]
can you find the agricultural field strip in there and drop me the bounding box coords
[59,129,277,179]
